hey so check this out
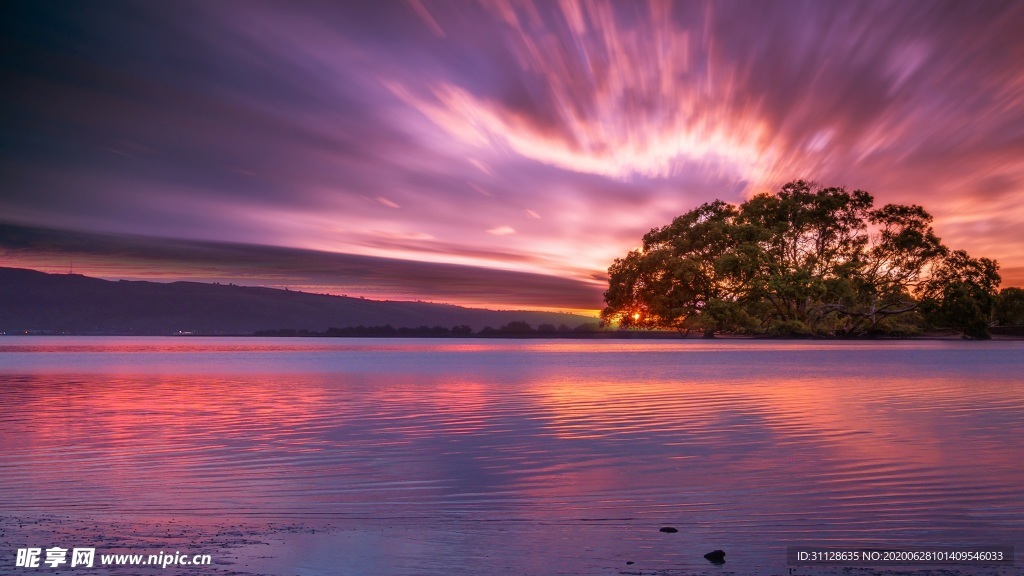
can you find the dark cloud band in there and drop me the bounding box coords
[0,223,605,310]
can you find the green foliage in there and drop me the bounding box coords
[920,250,1001,339]
[872,311,925,338]
[602,181,1000,338]
[766,319,813,337]
[995,287,1024,326]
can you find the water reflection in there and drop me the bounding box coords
[1,338,1022,574]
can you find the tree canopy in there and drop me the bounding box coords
[995,287,1024,327]
[602,181,1002,339]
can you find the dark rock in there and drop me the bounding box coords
[625,561,634,565]
[659,526,678,533]
[704,549,726,564]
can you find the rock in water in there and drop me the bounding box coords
[704,549,726,564]
[659,526,678,533]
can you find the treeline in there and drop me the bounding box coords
[252,321,652,338]
[253,322,701,338]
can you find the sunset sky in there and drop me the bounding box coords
[2,0,1023,314]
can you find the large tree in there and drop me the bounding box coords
[603,181,1000,338]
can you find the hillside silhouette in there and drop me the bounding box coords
[0,267,594,335]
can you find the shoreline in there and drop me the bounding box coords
[3,514,1018,576]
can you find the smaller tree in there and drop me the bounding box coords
[921,250,1001,339]
[995,287,1024,326]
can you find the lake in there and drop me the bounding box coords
[1,337,1022,575]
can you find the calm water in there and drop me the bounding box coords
[1,337,1022,575]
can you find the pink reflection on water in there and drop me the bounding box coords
[1,338,1023,575]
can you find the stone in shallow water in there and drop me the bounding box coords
[658,526,678,533]
[704,549,726,564]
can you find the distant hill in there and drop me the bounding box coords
[0,267,597,335]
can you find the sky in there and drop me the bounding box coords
[2,0,1023,314]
